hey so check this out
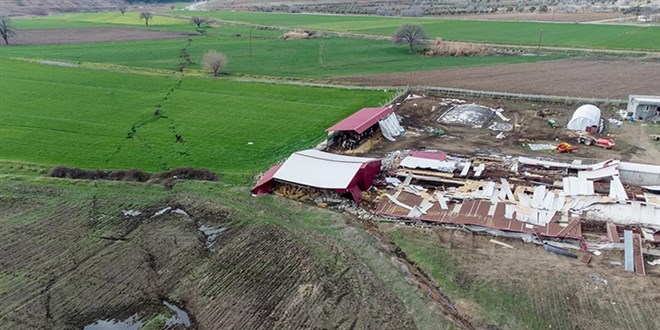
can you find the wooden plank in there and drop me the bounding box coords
[399,168,455,178]
[606,222,620,243]
[633,233,646,276]
[460,162,471,177]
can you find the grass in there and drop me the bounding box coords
[0,59,391,183]
[185,11,660,51]
[388,228,545,329]
[2,18,566,79]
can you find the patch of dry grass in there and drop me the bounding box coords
[426,38,485,57]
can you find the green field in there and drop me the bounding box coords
[186,11,660,51]
[0,59,390,182]
[4,14,565,79]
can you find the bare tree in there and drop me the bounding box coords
[0,15,15,45]
[119,7,127,15]
[392,23,428,52]
[139,12,153,26]
[191,16,207,28]
[203,50,228,77]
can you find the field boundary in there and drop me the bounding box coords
[230,78,628,105]
[408,85,627,105]
[160,13,660,55]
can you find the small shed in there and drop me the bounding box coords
[251,149,381,203]
[627,95,660,122]
[567,104,601,131]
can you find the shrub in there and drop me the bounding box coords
[282,30,310,40]
[47,166,218,183]
[426,38,485,57]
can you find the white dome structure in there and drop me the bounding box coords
[567,104,601,131]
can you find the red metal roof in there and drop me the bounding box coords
[374,191,582,240]
[409,151,447,161]
[251,163,283,195]
[326,107,393,134]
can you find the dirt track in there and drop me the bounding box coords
[337,58,660,99]
[9,28,188,45]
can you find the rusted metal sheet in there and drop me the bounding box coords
[633,233,646,275]
[374,190,582,239]
[606,222,620,243]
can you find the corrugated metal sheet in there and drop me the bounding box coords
[326,107,393,134]
[374,191,582,239]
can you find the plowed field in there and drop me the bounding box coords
[9,28,188,45]
[337,58,660,99]
[0,177,452,329]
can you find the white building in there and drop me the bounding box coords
[627,95,660,122]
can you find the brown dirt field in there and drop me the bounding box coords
[9,28,189,45]
[350,93,657,164]
[337,58,660,99]
[449,11,624,23]
[384,225,660,329]
[0,182,440,329]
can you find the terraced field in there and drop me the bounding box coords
[188,11,660,51]
[0,59,390,182]
[3,14,564,78]
[0,175,452,329]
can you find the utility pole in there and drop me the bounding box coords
[537,29,543,53]
[249,28,252,58]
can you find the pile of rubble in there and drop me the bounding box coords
[373,149,660,275]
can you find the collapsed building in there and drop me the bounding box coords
[252,97,660,275]
[251,149,381,203]
[326,106,403,150]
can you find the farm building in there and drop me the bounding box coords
[326,107,402,149]
[627,95,660,122]
[567,104,601,131]
[251,149,381,203]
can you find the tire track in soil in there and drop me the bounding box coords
[105,39,195,170]
[360,221,475,330]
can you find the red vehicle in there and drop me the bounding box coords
[577,133,615,149]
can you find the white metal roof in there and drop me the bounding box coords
[629,95,660,105]
[273,149,377,189]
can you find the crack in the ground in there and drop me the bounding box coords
[105,39,194,169]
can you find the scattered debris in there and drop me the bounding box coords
[528,143,556,151]
[544,244,578,258]
[648,259,660,266]
[589,274,608,285]
[490,239,514,249]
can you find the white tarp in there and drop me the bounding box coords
[273,149,376,189]
[378,113,403,141]
[567,104,601,131]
